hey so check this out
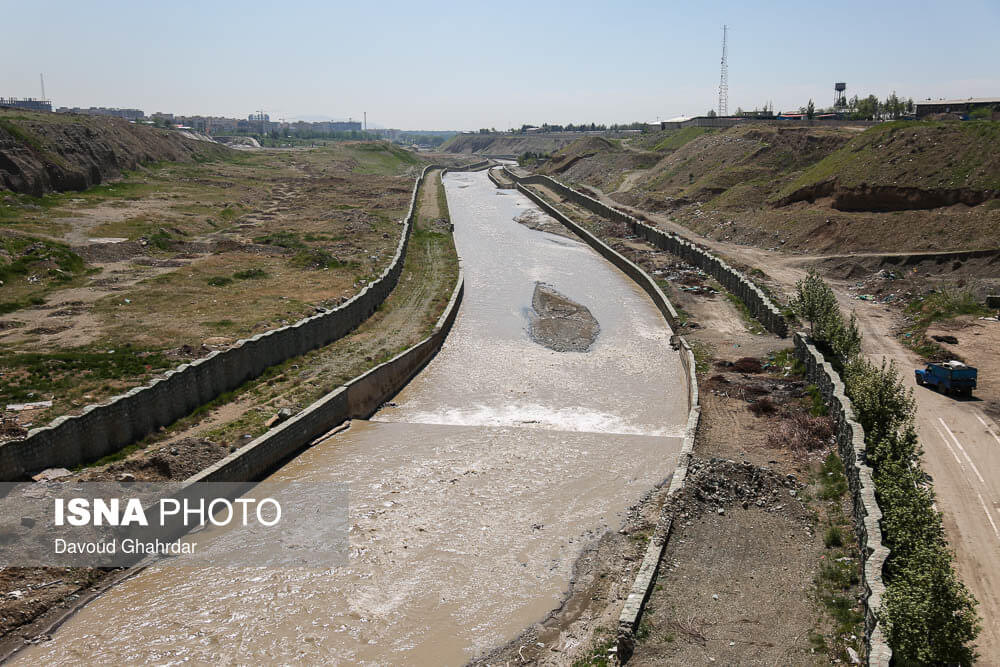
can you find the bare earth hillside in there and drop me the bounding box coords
[0,108,230,195]
[539,122,1000,254]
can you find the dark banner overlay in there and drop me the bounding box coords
[0,482,347,568]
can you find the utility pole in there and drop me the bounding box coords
[364,111,367,132]
[718,25,729,117]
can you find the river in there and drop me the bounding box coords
[17,169,687,665]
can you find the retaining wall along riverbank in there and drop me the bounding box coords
[488,169,700,659]
[502,167,787,337]
[501,167,887,665]
[795,333,891,666]
[0,162,481,481]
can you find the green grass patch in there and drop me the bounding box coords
[206,276,234,287]
[805,383,829,417]
[0,347,172,403]
[818,451,848,500]
[233,267,269,280]
[291,248,350,270]
[253,231,306,249]
[904,287,990,329]
[778,120,1000,197]
[724,291,766,335]
[347,142,420,175]
[653,126,713,153]
[0,236,85,283]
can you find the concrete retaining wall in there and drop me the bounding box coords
[794,332,891,666]
[617,338,699,659]
[188,268,464,485]
[0,162,474,481]
[498,169,884,663]
[488,168,700,659]
[512,180,682,330]
[502,167,787,337]
[487,167,515,189]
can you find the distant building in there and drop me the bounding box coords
[915,98,1000,119]
[0,97,52,112]
[57,106,145,121]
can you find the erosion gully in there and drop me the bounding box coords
[18,170,687,665]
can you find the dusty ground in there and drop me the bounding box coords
[0,167,460,650]
[0,142,421,429]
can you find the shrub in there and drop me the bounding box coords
[292,248,345,270]
[802,273,981,661]
[207,276,233,287]
[749,396,777,416]
[233,267,268,280]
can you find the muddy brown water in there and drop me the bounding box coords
[17,171,687,665]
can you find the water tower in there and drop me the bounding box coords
[834,82,847,109]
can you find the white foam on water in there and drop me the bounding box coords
[385,402,683,438]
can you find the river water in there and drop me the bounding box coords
[17,170,687,665]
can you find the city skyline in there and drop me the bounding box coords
[4,0,999,130]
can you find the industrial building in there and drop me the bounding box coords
[915,98,999,119]
[0,97,52,112]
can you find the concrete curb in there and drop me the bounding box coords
[0,162,480,481]
[794,333,892,666]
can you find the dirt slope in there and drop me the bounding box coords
[0,108,230,195]
[441,133,582,156]
[542,122,1000,253]
[776,121,1000,209]
[572,181,1000,661]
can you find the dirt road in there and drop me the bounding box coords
[581,184,1000,658]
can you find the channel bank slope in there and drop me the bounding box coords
[16,169,689,665]
[533,160,1000,659]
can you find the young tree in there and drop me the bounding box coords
[806,99,815,120]
[793,270,838,333]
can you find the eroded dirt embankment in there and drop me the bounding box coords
[775,180,998,211]
[0,108,230,195]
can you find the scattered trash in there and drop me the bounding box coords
[7,400,53,411]
[31,467,71,482]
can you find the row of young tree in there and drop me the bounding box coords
[794,272,980,664]
[801,92,915,120]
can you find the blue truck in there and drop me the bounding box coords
[915,361,978,397]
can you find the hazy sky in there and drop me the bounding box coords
[5,0,999,130]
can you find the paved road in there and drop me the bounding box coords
[584,185,1000,658]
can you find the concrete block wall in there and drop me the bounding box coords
[794,332,891,666]
[188,268,464,485]
[502,167,787,337]
[0,162,474,481]
[512,181,682,330]
[76,269,466,570]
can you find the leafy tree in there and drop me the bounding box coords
[793,270,838,333]
[806,99,816,120]
[707,109,717,118]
